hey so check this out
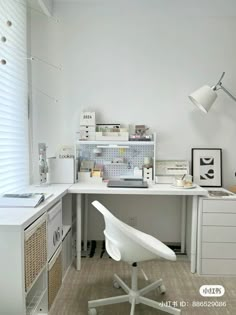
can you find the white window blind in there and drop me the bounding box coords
[0,0,29,193]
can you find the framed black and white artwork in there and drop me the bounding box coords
[191,148,222,187]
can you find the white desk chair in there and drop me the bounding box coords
[88,200,181,315]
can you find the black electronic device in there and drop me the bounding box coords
[107,180,148,188]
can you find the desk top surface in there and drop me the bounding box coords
[0,183,209,228]
[68,182,208,196]
[0,184,70,228]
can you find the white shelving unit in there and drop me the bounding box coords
[0,185,72,315]
[78,140,155,146]
[76,134,156,180]
[26,267,48,315]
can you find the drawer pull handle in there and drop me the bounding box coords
[53,231,57,246]
[56,228,60,241]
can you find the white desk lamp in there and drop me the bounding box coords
[189,72,236,113]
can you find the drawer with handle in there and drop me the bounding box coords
[47,201,62,260]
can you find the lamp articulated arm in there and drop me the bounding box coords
[213,72,236,102]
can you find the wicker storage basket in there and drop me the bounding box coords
[24,214,47,292]
[48,246,62,309]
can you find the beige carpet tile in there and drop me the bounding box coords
[50,257,236,315]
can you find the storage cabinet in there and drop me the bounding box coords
[0,187,73,315]
[197,197,236,275]
[46,194,73,310]
[0,212,49,315]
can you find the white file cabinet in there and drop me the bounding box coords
[197,197,236,275]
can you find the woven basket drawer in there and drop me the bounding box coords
[48,246,62,309]
[24,214,47,292]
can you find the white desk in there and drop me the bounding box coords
[68,182,208,273]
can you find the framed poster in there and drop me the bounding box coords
[191,148,222,187]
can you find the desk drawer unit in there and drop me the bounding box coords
[143,167,153,183]
[198,199,236,275]
[202,199,236,213]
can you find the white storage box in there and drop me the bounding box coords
[78,172,103,183]
[80,112,95,126]
[143,167,153,183]
[80,126,96,132]
[48,158,75,184]
[79,131,96,141]
[95,131,129,141]
[79,125,96,140]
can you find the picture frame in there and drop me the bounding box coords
[191,148,222,187]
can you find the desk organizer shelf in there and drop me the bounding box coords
[95,131,129,141]
[76,136,156,180]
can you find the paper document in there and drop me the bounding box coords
[0,193,47,208]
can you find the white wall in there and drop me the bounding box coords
[30,1,236,241]
[38,0,53,16]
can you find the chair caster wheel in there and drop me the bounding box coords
[88,308,97,315]
[159,284,166,294]
[113,280,120,289]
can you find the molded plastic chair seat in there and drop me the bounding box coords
[88,200,181,315]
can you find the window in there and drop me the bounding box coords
[0,0,29,193]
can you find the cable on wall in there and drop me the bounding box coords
[26,56,62,71]
[1,20,60,102]
[30,84,59,103]
[0,60,59,103]
[1,35,62,70]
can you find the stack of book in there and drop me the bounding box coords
[0,193,51,208]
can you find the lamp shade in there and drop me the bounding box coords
[189,85,217,113]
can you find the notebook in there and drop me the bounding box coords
[0,193,51,208]
[107,180,148,188]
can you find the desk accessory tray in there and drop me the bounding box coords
[171,184,197,189]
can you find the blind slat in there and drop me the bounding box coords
[0,0,29,194]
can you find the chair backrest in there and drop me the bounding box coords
[92,200,176,264]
